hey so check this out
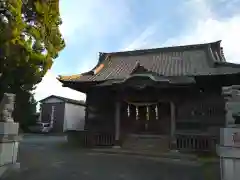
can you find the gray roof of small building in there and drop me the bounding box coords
[39,95,86,106]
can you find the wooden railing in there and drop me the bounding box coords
[85,133,115,147]
[176,133,217,152]
[81,131,217,152]
[94,133,115,146]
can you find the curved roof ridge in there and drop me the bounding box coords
[104,40,222,57]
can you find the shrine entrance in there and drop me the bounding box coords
[121,101,171,135]
[114,74,177,147]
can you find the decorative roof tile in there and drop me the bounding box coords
[58,74,82,81]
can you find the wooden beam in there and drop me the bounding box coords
[170,101,177,149]
[170,101,176,138]
[114,101,121,147]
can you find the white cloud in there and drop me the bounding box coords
[59,0,130,43]
[34,0,130,103]
[123,24,159,51]
[125,0,240,63]
[163,16,240,63]
[34,71,86,102]
[162,0,240,63]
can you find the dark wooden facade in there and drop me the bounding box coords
[58,41,240,152]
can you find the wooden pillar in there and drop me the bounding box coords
[114,101,121,148]
[170,101,177,149]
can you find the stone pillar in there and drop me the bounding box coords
[222,85,240,127]
[0,93,20,177]
[216,85,240,180]
[217,128,240,180]
[113,101,121,148]
[170,101,177,150]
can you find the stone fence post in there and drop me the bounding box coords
[222,85,240,127]
[0,93,20,177]
[217,85,240,180]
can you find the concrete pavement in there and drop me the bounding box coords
[2,134,220,180]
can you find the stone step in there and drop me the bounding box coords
[90,148,199,162]
[122,135,170,152]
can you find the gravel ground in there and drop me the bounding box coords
[2,134,220,180]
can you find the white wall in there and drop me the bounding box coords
[63,103,85,131]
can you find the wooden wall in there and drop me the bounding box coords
[85,84,225,137]
[41,102,65,133]
[176,91,225,136]
[85,87,116,133]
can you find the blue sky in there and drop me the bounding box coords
[34,0,240,102]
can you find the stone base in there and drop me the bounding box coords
[0,122,19,135]
[66,130,87,146]
[113,140,121,147]
[122,134,170,152]
[0,141,19,166]
[0,162,20,178]
[170,139,177,150]
[0,166,7,177]
[217,145,240,180]
[0,122,20,178]
[112,145,121,149]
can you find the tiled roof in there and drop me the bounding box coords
[58,41,240,83]
[39,95,86,106]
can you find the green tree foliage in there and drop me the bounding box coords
[14,91,37,131]
[0,0,65,128]
[0,0,65,92]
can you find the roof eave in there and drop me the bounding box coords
[214,62,240,68]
